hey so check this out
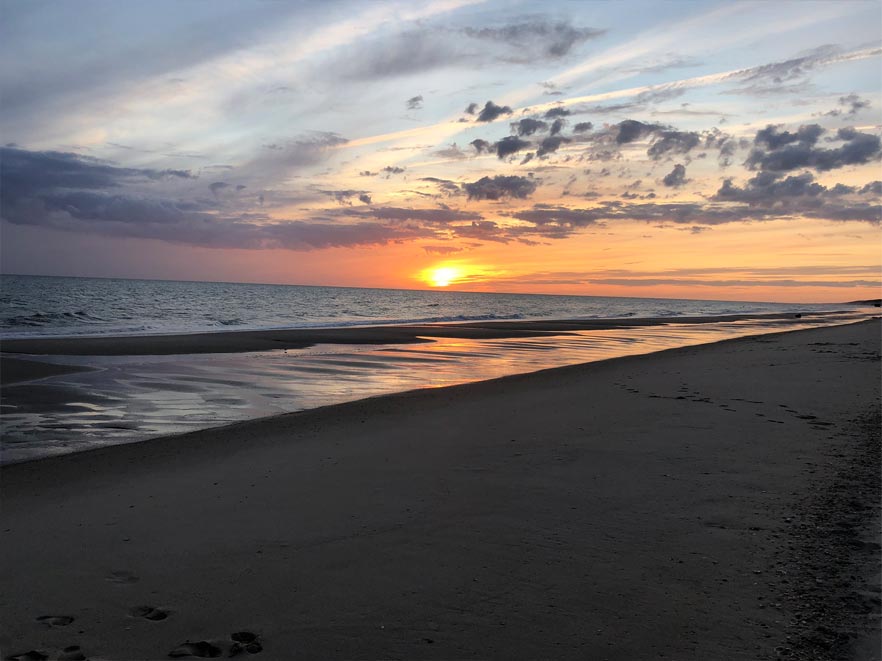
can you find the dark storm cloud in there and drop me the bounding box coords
[573,122,593,133]
[511,118,548,136]
[549,118,566,136]
[406,95,424,110]
[463,175,537,200]
[462,20,605,59]
[746,125,882,172]
[495,136,532,159]
[661,164,687,187]
[476,101,513,122]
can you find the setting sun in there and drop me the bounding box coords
[425,266,462,287]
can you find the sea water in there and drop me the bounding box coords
[0,274,850,339]
[1,274,874,463]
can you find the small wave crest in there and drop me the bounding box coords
[2,310,105,328]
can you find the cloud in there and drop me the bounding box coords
[0,147,193,199]
[544,107,571,119]
[746,125,882,172]
[318,189,372,205]
[662,164,688,187]
[419,176,463,196]
[537,136,570,157]
[476,100,513,122]
[463,175,537,200]
[354,206,482,224]
[549,118,566,136]
[423,244,463,255]
[0,146,446,251]
[510,205,602,227]
[382,165,406,175]
[336,30,462,79]
[495,135,532,159]
[406,95,423,110]
[433,143,469,160]
[462,20,605,59]
[646,130,700,160]
[470,138,493,154]
[464,102,479,115]
[573,122,593,133]
[834,93,871,116]
[724,44,839,95]
[615,120,663,144]
[511,118,548,136]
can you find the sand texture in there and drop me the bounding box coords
[1,321,879,660]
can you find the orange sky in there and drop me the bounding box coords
[1,1,880,303]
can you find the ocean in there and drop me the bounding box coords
[1,274,874,463]
[0,274,850,339]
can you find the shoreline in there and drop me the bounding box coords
[2,321,879,659]
[0,310,859,357]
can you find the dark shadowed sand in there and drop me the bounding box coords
[1,321,879,660]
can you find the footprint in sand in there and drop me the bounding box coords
[6,652,49,661]
[230,631,263,655]
[106,570,139,584]
[130,605,169,621]
[167,641,223,658]
[57,646,88,661]
[35,615,74,627]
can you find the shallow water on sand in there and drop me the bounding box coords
[1,311,875,463]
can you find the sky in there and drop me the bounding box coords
[1,0,880,302]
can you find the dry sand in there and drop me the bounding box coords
[1,321,879,660]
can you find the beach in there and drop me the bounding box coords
[1,320,879,660]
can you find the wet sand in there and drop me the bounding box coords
[1,321,879,660]
[0,312,822,357]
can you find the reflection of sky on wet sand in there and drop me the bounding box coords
[1,312,875,463]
